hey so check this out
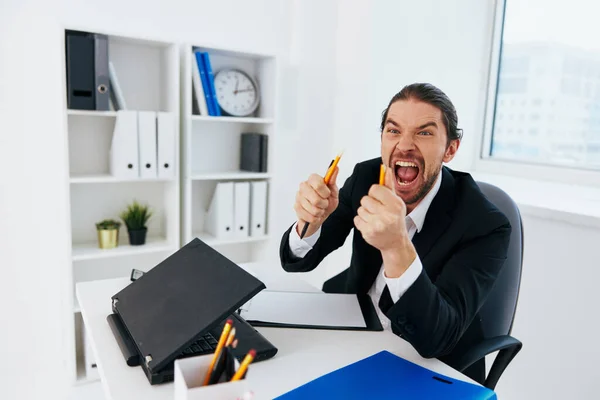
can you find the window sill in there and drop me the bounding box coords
[468,171,600,228]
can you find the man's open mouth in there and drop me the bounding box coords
[394,161,420,186]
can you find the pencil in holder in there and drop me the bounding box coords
[174,353,253,400]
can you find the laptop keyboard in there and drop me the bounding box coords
[180,333,219,357]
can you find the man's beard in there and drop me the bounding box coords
[404,164,441,206]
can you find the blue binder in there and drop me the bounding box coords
[194,51,214,116]
[274,351,496,399]
[200,52,221,116]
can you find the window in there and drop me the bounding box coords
[484,0,600,170]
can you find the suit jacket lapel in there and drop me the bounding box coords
[412,167,455,262]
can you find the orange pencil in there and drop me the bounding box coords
[203,319,233,386]
[230,349,256,381]
[324,151,343,184]
[300,150,344,239]
[379,164,386,185]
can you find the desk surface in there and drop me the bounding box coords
[76,263,477,400]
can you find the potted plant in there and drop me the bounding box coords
[120,200,153,245]
[95,219,121,249]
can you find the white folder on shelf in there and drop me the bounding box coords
[109,110,139,178]
[249,181,267,237]
[234,182,250,239]
[205,182,235,239]
[157,112,175,179]
[137,111,158,178]
[109,61,127,110]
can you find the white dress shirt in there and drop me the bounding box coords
[288,171,442,330]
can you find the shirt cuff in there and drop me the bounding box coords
[288,222,322,258]
[383,254,423,303]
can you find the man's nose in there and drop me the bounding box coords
[395,133,416,152]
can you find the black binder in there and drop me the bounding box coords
[108,238,278,384]
[65,30,109,110]
[240,133,268,172]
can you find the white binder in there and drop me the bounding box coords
[205,182,235,239]
[157,112,175,179]
[234,182,250,239]
[250,181,267,237]
[137,111,157,178]
[109,110,139,178]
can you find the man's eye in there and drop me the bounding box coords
[388,128,399,134]
[418,131,432,136]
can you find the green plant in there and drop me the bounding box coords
[95,219,121,230]
[120,200,153,231]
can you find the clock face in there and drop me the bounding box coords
[214,69,260,117]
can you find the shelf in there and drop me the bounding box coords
[67,109,118,117]
[190,171,271,181]
[195,232,270,246]
[72,238,175,261]
[191,115,273,124]
[70,174,175,184]
[74,354,99,386]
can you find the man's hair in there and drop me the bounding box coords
[380,83,463,144]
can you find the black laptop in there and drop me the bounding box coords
[107,238,278,385]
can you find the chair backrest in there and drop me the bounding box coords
[476,181,524,338]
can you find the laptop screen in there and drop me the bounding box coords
[111,238,266,373]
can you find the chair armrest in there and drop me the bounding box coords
[455,335,522,390]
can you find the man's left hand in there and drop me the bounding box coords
[353,166,417,278]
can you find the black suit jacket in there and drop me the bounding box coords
[279,157,511,382]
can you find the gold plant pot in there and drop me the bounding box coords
[97,229,119,249]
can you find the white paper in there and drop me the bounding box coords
[239,290,366,328]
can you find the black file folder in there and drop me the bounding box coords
[240,292,383,331]
[65,30,109,110]
[240,133,268,173]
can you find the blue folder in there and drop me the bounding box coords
[274,350,496,399]
[194,51,214,116]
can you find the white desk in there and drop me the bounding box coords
[76,263,478,400]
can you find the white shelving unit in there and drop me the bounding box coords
[63,30,180,385]
[181,44,276,264]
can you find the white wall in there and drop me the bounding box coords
[0,2,72,399]
[497,213,600,399]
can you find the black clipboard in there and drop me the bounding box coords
[242,293,383,331]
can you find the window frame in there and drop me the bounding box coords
[474,0,600,187]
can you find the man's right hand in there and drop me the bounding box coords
[294,167,339,238]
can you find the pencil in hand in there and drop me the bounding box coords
[299,151,343,239]
[230,349,256,382]
[379,164,386,185]
[203,319,233,386]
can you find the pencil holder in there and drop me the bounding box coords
[174,354,253,400]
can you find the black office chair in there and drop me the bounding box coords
[453,181,523,390]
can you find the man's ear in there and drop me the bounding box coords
[443,139,460,163]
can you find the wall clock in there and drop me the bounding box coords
[214,68,260,117]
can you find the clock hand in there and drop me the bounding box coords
[234,77,239,95]
[236,89,254,93]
